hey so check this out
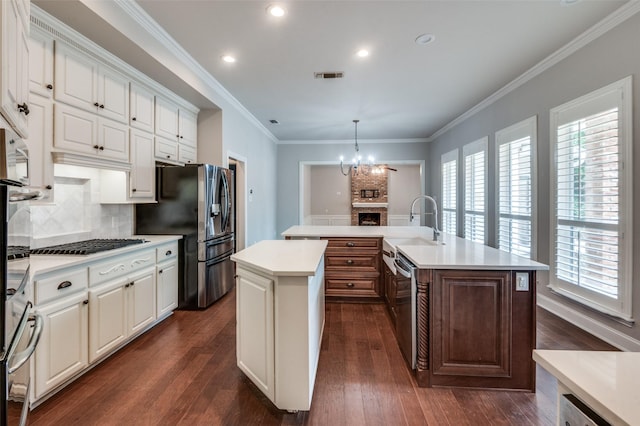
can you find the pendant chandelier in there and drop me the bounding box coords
[339,119,375,176]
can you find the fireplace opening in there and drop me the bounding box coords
[358,212,381,226]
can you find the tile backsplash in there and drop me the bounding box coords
[30,164,133,248]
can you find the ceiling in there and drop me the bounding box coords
[33,0,628,142]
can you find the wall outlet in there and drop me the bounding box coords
[515,272,529,291]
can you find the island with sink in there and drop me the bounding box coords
[283,225,548,391]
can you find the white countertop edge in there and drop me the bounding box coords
[29,235,183,276]
[532,350,631,425]
[232,240,328,277]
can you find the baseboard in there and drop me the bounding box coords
[537,294,640,352]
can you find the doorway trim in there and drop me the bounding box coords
[228,151,247,251]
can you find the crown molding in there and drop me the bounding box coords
[430,0,640,141]
[277,138,430,145]
[83,0,278,144]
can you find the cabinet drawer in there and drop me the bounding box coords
[325,278,378,297]
[322,237,380,250]
[89,249,155,286]
[325,254,378,271]
[156,242,178,262]
[35,267,88,305]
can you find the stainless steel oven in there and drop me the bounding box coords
[0,128,44,426]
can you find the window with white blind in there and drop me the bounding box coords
[463,137,487,244]
[441,149,458,235]
[550,76,633,320]
[496,117,536,259]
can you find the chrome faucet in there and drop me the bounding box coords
[409,195,441,242]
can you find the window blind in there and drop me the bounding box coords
[498,135,532,258]
[555,107,620,298]
[441,151,457,235]
[464,139,487,244]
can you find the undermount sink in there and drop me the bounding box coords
[383,236,442,256]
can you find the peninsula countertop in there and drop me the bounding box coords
[533,349,638,425]
[282,225,548,271]
[231,239,328,277]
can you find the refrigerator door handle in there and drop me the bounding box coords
[220,170,230,232]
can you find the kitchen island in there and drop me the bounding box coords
[283,226,548,391]
[231,240,327,412]
[533,350,638,425]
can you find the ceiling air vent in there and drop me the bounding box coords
[314,72,344,79]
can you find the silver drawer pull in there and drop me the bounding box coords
[165,250,172,256]
[58,281,72,290]
[346,282,355,288]
[346,242,356,247]
[346,259,354,265]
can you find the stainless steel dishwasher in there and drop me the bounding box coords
[394,253,417,369]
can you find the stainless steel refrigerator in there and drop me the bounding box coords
[135,164,235,309]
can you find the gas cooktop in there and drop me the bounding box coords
[30,239,146,255]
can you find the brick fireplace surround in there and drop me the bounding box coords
[350,167,388,226]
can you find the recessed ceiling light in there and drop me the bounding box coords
[356,49,369,58]
[415,33,435,45]
[560,0,581,5]
[221,55,236,63]
[267,4,286,17]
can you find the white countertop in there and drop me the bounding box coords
[231,240,328,277]
[28,235,182,276]
[282,226,548,270]
[533,349,639,425]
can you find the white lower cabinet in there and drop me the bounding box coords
[88,279,126,363]
[34,291,89,399]
[236,269,275,401]
[156,259,178,318]
[89,266,156,363]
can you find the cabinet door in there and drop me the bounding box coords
[236,268,275,401]
[178,143,196,165]
[157,260,178,318]
[54,41,98,112]
[178,108,197,147]
[128,268,156,336]
[97,64,129,123]
[154,135,179,164]
[155,96,179,141]
[431,270,511,379]
[34,292,89,399]
[54,103,98,155]
[130,82,154,133]
[130,129,155,199]
[25,92,54,196]
[89,280,127,363]
[98,116,129,161]
[29,31,54,98]
[0,0,30,137]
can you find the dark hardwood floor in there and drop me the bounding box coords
[30,289,617,425]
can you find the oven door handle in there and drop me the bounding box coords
[8,312,44,375]
[394,259,413,278]
[9,189,44,202]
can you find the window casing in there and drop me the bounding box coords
[550,76,633,321]
[441,149,458,235]
[496,117,537,259]
[463,137,487,244]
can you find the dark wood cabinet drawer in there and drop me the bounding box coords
[322,237,381,250]
[325,254,378,271]
[325,278,378,297]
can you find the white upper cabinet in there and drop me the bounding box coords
[154,95,179,141]
[178,108,197,147]
[29,30,53,98]
[129,129,155,200]
[130,82,154,133]
[25,92,54,195]
[0,0,30,137]
[54,41,129,124]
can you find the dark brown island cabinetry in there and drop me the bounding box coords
[415,269,536,391]
[321,237,382,300]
